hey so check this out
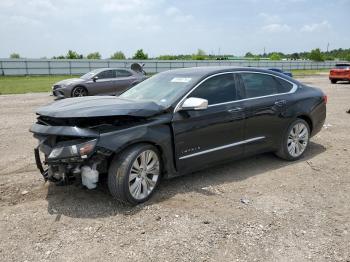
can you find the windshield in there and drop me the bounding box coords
[80,69,102,80]
[120,72,200,107]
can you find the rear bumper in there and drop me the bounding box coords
[329,74,350,80]
[310,102,326,137]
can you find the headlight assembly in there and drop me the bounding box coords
[48,139,97,160]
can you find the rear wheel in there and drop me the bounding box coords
[276,119,310,161]
[72,86,88,97]
[108,144,161,205]
[330,79,337,84]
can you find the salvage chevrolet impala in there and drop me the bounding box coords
[30,67,327,205]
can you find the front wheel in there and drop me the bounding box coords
[108,144,161,205]
[71,86,88,97]
[276,119,310,161]
[330,79,337,84]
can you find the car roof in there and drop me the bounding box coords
[160,66,297,83]
[95,68,133,71]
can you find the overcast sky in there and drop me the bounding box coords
[0,0,349,58]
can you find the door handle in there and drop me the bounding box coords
[274,100,287,107]
[228,107,243,113]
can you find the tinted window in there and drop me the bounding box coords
[116,70,132,77]
[189,74,236,105]
[241,73,292,98]
[97,70,116,79]
[275,77,293,93]
[335,64,350,69]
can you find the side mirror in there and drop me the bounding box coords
[181,97,208,111]
[92,76,99,82]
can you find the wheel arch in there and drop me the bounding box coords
[106,140,170,178]
[297,115,313,133]
[71,85,88,97]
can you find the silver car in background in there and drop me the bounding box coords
[52,64,147,98]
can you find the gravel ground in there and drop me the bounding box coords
[0,75,349,262]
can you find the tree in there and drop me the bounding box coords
[290,53,300,60]
[269,53,281,61]
[245,52,255,58]
[345,54,350,62]
[132,49,148,60]
[66,50,83,59]
[52,55,66,59]
[110,51,126,60]
[10,53,20,59]
[87,52,101,59]
[192,49,207,60]
[309,48,324,62]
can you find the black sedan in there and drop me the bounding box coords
[31,67,326,205]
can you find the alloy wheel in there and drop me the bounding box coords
[128,150,160,200]
[72,87,87,97]
[287,122,309,157]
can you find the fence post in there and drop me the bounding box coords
[48,60,51,75]
[69,60,72,75]
[89,61,91,71]
[0,60,3,76]
[107,60,110,68]
[25,60,28,76]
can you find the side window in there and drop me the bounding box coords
[189,73,236,105]
[241,73,292,98]
[275,77,293,93]
[97,70,116,79]
[116,70,133,77]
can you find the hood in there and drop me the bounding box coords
[36,96,164,118]
[55,78,85,86]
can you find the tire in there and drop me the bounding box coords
[275,119,310,161]
[71,86,88,97]
[330,79,337,84]
[108,144,161,205]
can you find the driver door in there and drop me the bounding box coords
[171,73,246,173]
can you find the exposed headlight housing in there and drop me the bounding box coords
[48,139,97,160]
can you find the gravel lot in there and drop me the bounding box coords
[0,75,349,262]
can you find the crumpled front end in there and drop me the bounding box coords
[30,117,115,188]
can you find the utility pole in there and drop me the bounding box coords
[327,43,330,53]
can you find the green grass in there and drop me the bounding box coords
[0,75,75,95]
[291,69,329,76]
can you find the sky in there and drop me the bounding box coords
[0,0,349,58]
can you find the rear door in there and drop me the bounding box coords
[237,72,296,154]
[172,73,246,173]
[89,69,117,95]
[113,70,136,95]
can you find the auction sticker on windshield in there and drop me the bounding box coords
[171,77,192,83]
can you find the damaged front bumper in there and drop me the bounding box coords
[30,123,112,187]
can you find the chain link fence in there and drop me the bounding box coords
[0,59,342,76]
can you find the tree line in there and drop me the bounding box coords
[9,48,350,62]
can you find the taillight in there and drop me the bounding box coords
[323,95,328,104]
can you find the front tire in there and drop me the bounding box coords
[330,79,337,84]
[71,86,88,97]
[276,119,310,161]
[108,144,161,205]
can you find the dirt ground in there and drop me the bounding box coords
[0,75,349,262]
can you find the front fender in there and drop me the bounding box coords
[98,122,177,178]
